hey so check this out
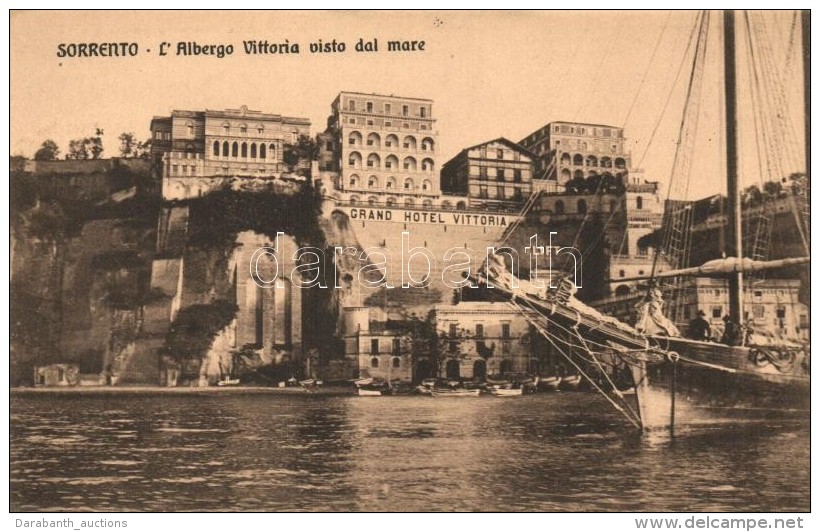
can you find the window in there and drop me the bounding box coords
[636,196,643,210]
[753,305,765,319]
[402,105,409,116]
[385,121,392,127]
[449,324,457,338]
[403,123,409,129]
[497,149,504,159]
[420,124,427,130]
[366,102,373,113]
[392,338,401,354]
[475,324,484,338]
[712,306,722,319]
[501,323,510,338]
[420,107,426,118]
[186,122,194,138]
[385,103,391,114]
[370,339,379,355]
[326,141,333,151]
[257,125,264,135]
[349,118,356,125]
[619,270,625,278]
[497,169,506,181]
[371,357,379,368]
[367,120,374,126]
[240,124,247,134]
[776,306,786,319]
[514,169,522,182]
[392,357,401,368]
[349,100,356,111]
[223,123,230,134]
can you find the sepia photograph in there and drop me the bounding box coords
[8,8,811,519]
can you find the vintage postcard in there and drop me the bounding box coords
[9,9,810,518]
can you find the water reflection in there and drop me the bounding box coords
[11,392,809,512]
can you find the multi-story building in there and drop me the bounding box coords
[342,307,413,381]
[434,302,538,380]
[519,121,630,191]
[440,138,535,211]
[319,92,440,208]
[149,105,311,197]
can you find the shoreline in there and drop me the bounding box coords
[10,385,355,396]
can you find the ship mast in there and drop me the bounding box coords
[723,10,743,324]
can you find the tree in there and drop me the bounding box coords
[283,134,318,173]
[89,128,104,159]
[118,132,137,158]
[66,138,90,160]
[134,139,152,159]
[33,140,60,161]
[66,129,104,160]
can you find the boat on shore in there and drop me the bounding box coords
[430,388,481,398]
[488,387,523,397]
[559,375,582,391]
[538,376,562,392]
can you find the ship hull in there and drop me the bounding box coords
[630,340,810,430]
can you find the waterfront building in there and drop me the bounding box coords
[342,307,414,382]
[518,121,630,192]
[440,138,536,211]
[434,302,538,380]
[150,105,311,198]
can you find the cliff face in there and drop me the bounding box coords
[10,165,159,385]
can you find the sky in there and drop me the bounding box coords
[9,10,807,199]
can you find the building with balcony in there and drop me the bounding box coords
[149,106,311,198]
[440,138,535,211]
[434,302,540,380]
[319,92,440,208]
[518,121,630,191]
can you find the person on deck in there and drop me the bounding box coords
[687,310,712,341]
[721,315,741,346]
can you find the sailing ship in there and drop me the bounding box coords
[475,10,810,431]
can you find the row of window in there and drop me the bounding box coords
[554,124,621,138]
[347,196,465,209]
[212,140,277,160]
[473,186,525,201]
[560,154,627,168]
[370,356,403,368]
[348,174,434,191]
[477,147,524,161]
[447,323,512,338]
[347,153,434,172]
[348,132,434,151]
[472,167,525,182]
[348,117,430,130]
[348,100,429,118]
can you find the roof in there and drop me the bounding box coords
[443,137,538,167]
[336,91,434,103]
[520,121,623,144]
